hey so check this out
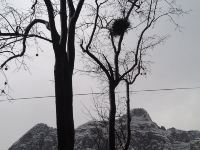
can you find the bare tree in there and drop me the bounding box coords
[122,31,167,150]
[80,0,184,149]
[0,0,84,149]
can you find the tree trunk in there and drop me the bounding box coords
[124,81,131,150]
[54,51,74,150]
[108,83,116,150]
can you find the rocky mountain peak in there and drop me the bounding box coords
[130,108,152,122]
[9,108,200,150]
[9,123,57,150]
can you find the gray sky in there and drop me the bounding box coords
[0,0,200,149]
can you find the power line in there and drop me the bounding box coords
[0,95,55,102]
[129,86,200,93]
[0,86,200,102]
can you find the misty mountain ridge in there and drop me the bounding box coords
[9,108,200,150]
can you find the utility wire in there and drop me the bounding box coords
[0,86,200,102]
[129,86,200,93]
[0,95,55,102]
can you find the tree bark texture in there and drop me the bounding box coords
[124,81,131,150]
[54,51,74,150]
[108,84,116,150]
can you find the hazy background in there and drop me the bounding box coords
[0,0,200,149]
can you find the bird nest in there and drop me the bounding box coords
[110,18,131,36]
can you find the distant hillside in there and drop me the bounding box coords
[9,123,57,150]
[9,108,200,150]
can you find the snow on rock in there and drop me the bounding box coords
[9,108,200,150]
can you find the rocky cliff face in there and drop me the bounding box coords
[9,123,57,150]
[9,108,200,150]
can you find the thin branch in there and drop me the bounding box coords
[0,14,15,32]
[110,34,117,53]
[0,19,50,68]
[103,54,114,78]
[31,0,38,15]
[119,1,156,81]
[0,32,52,43]
[80,41,111,79]
[85,0,100,51]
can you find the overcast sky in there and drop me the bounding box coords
[0,0,200,149]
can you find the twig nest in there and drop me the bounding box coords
[110,18,131,36]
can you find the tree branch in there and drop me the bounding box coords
[43,0,60,45]
[85,0,100,51]
[118,13,153,81]
[60,0,67,47]
[67,0,75,17]
[0,32,52,43]
[74,0,85,22]
[80,41,111,80]
[102,54,114,78]
[0,19,50,68]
